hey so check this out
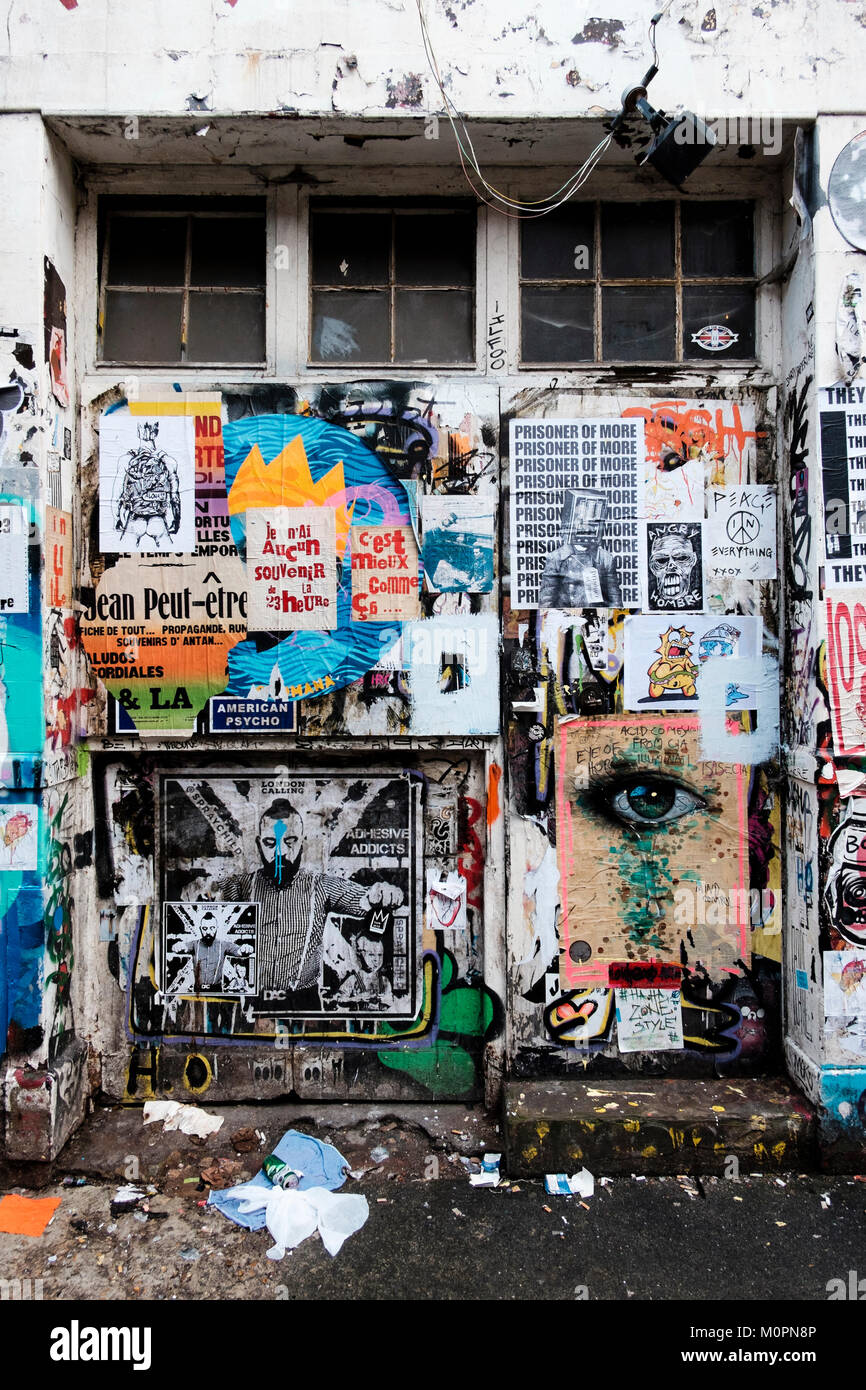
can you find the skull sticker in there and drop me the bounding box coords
[644,521,703,611]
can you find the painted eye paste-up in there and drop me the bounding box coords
[421,496,494,593]
[556,716,750,988]
[825,588,866,754]
[0,503,29,612]
[246,507,337,631]
[80,553,248,734]
[623,613,761,712]
[509,417,640,608]
[0,804,38,870]
[99,412,196,555]
[706,485,777,579]
[615,986,684,1052]
[158,771,422,1027]
[350,525,420,621]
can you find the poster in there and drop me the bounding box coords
[825,588,866,755]
[0,803,38,870]
[159,770,422,1023]
[0,503,29,613]
[99,412,196,555]
[615,987,684,1052]
[556,716,750,988]
[247,506,337,631]
[509,417,640,608]
[426,869,468,931]
[405,614,499,735]
[80,552,248,734]
[824,950,866,1016]
[623,613,761,712]
[706,485,777,579]
[350,524,421,620]
[640,520,704,611]
[46,506,72,609]
[422,496,494,593]
[820,383,866,582]
[44,259,69,408]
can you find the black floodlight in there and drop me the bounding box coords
[610,65,717,187]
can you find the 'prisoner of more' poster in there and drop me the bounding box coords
[159,770,422,1024]
[509,417,640,608]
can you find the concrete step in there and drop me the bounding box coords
[503,1077,817,1176]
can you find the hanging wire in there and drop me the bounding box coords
[414,0,612,218]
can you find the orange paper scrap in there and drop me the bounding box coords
[0,1193,62,1236]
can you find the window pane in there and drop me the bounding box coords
[395,290,473,362]
[520,205,595,281]
[683,285,755,359]
[311,212,390,286]
[107,217,187,286]
[187,292,266,362]
[101,290,183,361]
[602,203,674,278]
[602,286,675,360]
[521,286,593,362]
[395,212,474,286]
[311,290,390,361]
[682,201,754,277]
[190,218,265,287]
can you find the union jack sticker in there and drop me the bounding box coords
[691,323,739,352]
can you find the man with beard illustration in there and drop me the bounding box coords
[217,798,403,1011]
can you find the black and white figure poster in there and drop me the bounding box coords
[99,413,196,555]
[706,485,777,579]
[509,417,640,608]
[159,770,422,1023]
[820,384,866,584]
[640,521,704,611]
[163,902,258,998]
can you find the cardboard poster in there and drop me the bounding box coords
[615,987,684,1052]
[821,383,866,582]
[80,552,248,734]
[556,715,750,988]
[46,506,72,609]
[422,496,494,593]
[640,520,704,611]
[706,485,777,579]
[247,507,337,631]
[159,770,422,1024]
[350,524,420,621]
[825,589,866,754]
[0,504,29,613]
[509,417,640,608]
[99,413,196,555]
[0,804,38,870]
[623,613,761,712]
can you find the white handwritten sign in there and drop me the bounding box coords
[615,987,684,1052]
[706,485,777,579]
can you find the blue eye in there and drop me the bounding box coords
[607,776,706,827]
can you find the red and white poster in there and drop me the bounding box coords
[825,588,866,755]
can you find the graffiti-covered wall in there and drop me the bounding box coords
[504,390,783,1075]
[78,383,503,1103]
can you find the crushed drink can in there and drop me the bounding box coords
[263,1154,302,1189]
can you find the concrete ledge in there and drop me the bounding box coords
[504,1077,817,1176]
[3,1037,90,1162]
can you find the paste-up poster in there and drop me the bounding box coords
[556,715,750,988]
[46,506,72,609]
[350,524,420,621]
[99,413,196,555]
[622,397,758,496]
[824,951,866,1016]
[0,803,38,870]
[706,485,777,579]
[422,496,494,593]
[820,384,866,583]
[158,770,422,1026]
[426,869,468,931]
[44,259,69,408]
[825,589,866,754]
[509,417,640,608]
[247,507,337,631]
[640,520,704,612]
[623,613,761,712]
[615,987,684,1052]
[0,503,29,612]
[405,614,499,735]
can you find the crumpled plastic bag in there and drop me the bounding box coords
[208,1129,347,1230]
[142,1100,224,1138]
[223,1180,369,1259]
